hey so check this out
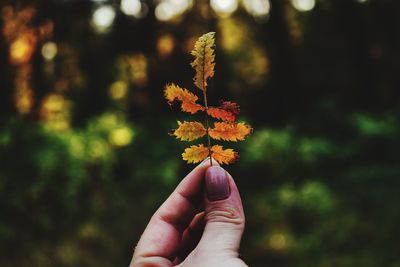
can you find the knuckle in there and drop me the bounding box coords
[206,204,245,227]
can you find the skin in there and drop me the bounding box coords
[130,159,248,267]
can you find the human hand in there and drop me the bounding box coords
[130,159,247,267]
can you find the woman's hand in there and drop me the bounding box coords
[130,159,247,267]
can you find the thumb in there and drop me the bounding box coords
[197,166,245,255]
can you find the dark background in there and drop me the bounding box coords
[1,0,400,266]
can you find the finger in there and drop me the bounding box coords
[131,159,218,266]
[196,166,245,256]
[173,211,206,264]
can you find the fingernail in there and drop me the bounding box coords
[205,166,230,201]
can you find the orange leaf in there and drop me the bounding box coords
[164,83,205,114]
[207,101,240,122]
[211,145,238,165]
[173,121,206,141]
[181,101,205,114]
[182,144,209,163]
[209,122,252,141]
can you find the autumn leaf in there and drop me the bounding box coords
[191,32,216,91]
[165,32,253,165]
[173,121,206,141]
[182,144,209,163]
[220,101,240,116]
[207,101,240,122]
[209,122,252,141]
[181,101,204,114]
[211,145,238,165]
[164,83,204,114]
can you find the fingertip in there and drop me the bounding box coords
[198,157,220,168]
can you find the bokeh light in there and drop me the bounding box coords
[120,0,141,17]
[15,82,34,115]
[91,5,116,33]
[10,34,36,65]
[242,0,271,19]
[155,2,175,21]
[127,54,148,86]
[109,126,134,147]
[268,232,290,251]
[41,41,58,61]
[155,0,193,21]
[210,0,238,16]
[40,94,71,131]
[157,34,175,57]
[290,0,316,12]
[109,81,128,100]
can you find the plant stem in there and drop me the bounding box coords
[203,89,212,166]
[202,44,212,166]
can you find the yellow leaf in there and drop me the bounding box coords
[209,122,252,141]
[182,144,209,163]
[173,121,206,141]
[211,145,238,165]
[164,83,204,114]
[191,32,216,91]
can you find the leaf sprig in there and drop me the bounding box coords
[164,32,252,165]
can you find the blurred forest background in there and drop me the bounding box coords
[1,0,400,266]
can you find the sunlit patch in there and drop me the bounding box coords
[15,84,34,115]
[41,41,58,61]
[155,0,193,21]
[155,2,175,21]
[91,5,116,33]
[298,181,334,213]
[297,137,332,162]
[218,18,246,51]
[40,94,71,131]
[351,113,395,136]
[121,53,148,86]
[210,0,238,17]
[10,33,36,65]
[268,232,289,250]
[68,135,85,159]
[242,0,271,20]
[92,112,120,131]
[109,81,128,100]
[109,126,134,147]
[290,0,315,12]
[120,0,141,16]
[157,34,175,57]
[87,138,109,161]
[244,128,292,162]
